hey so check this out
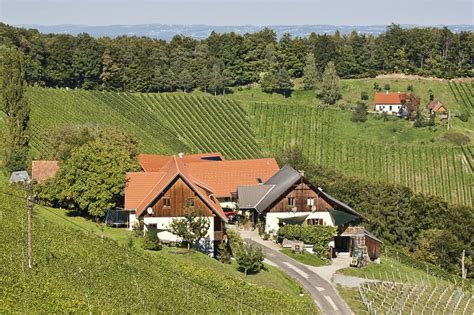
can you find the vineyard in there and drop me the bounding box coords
[248,102,473,206]
[359,280,473,314]
[448,81,474,118]
[28,87,261,159]
[0,186,317,313]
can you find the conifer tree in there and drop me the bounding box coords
[320,61,341,105]
[302,53,319,90]
[0,48,30,173]
[275,67,293,97]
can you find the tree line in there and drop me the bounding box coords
[0,23,472,94]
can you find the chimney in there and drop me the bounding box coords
[397,91,400,94]
[386,90,388,94]
[178,152,184,158]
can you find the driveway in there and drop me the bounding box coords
[241,230,353,315]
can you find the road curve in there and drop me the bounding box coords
[245,238,354,315]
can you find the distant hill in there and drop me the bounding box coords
[17,23,474,40]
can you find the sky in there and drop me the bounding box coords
[1,0,473,26]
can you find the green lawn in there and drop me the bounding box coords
[34,205,309,298]
[280,248,327,267]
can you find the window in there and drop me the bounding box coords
[288,197,295,207]
[163,197,171,207]
[306,218,323,225]
[389,105,392,111]
[307,197,314,207]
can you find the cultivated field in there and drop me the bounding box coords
[248,102,473,206]
[28,87,261,160]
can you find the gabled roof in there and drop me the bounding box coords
[32,160,59,183]
[374,92,407,105]
[238,165,303,213]
[138,152,224,172]
[427,99,447,112]
[237,165,362,222]
[126,156,227,222]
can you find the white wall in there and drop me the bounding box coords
[265,211,334,234]
[128,213,137,230]
[143,216,215,255]
[375,104,402,115]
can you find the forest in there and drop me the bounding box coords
[0,23,472,93]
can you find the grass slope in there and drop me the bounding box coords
[28,87,261,159]
[0,186,317,313]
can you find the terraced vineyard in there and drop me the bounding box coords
[28,87,261,159]
[248,102,473,206]
[449,81,474,118]
[359,280,473,314]
[0,186,317,313]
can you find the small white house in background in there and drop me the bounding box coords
[374,91,407,115]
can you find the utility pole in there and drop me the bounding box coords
[26,194,33,270]
[461,249,466,279]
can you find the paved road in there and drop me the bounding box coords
[244,237,354,315]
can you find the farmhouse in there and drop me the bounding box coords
[124,153,279,254]
[427,99,448,119]
[237,165,382,259]
[374,91,407,115]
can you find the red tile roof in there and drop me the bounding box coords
[374,92,407,105]
[32,161,59,183]
[185,158,280,198]
[138,152,225,172]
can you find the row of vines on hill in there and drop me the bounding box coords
[0,187,316,313]
[28,87,261,160]
[249,102,473,206]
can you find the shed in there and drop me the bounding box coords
[9,171,31,184]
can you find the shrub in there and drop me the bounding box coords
[218,243,232,264]
[459,111,470,122]
[351,102,368,123]
[143,227,162,251]
[277,225,303,243]
[407,84,414,92]
[360,91,368,100]
[384,83,391,91]
[234,242,264,276]
[442,132,470,145]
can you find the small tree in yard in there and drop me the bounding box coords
[168,208,210,250]
[143,226,162,251]
[351,102,368,123]
[234,242,264,276]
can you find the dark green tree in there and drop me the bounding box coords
[209,64,223,96]
[0,48,30,173]
[275,67,293,97]
[143,226,162,251]
[351,102,368,123]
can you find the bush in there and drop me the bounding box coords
[143,227,162,251]
[407,84,414,92]
[459,111,470,122]
[351,102,368,123]
[384,83,391,91]
[277,225,303,243]
[218,243,231,264]
[442,132,470,145]
[234,242,264,276]
[360,91,368,100]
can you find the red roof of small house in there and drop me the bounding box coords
[138,152,225,172]
[125,156,227,222]
[427,99,447,112]
[374,92,407,105]
[32,160,59,183]
[185,158,280,198]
